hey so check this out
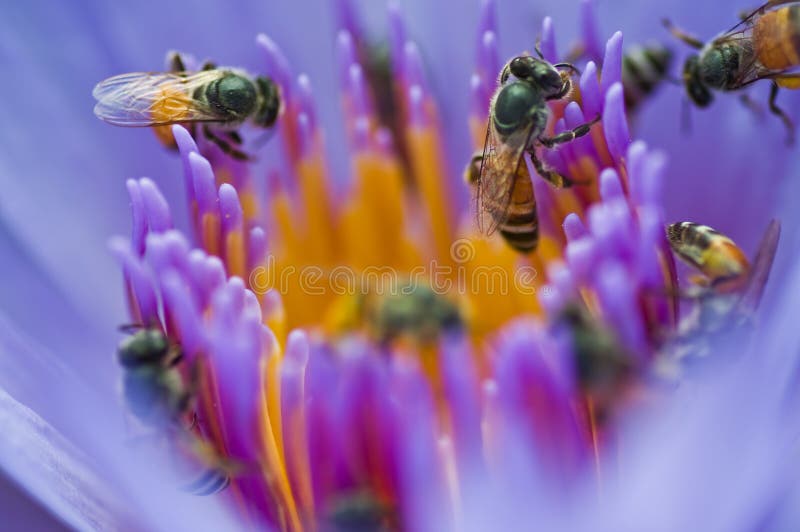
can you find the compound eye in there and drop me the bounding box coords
[508,56,535,79]
[534,64,563,93]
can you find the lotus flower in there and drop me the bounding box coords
[2,0,800,530]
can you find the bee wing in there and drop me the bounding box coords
[736,219,781,314]
[474,121,535,236]
[723,0,798,34]
[93,70,226,126]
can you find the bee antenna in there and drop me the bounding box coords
[554,62,581,76]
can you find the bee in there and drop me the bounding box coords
[93,52,281,160]
[326,281,464,347]
[664,0,800,143]
[621,43,674,114]
[117,325,234,496]
[662,220,780,365]
[116,325,195,428]
[322,490,397,532]
[553,304,634,424]
[666,222,752,294]
[465,52,600,253]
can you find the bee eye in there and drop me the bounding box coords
[509,56,535,78]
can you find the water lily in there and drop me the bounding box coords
[2,0,800,530]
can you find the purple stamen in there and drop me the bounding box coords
[602,83,631,163]
[479,31,500,89]
[470,73,489,121]
[440,334,483,467]
[247,227,268,272]
[256,33,292,103]
[407,85,426,128]
[125,179,146,256]
[403,41,428,95]
[599,168,625,202]
[600,32,623,95]
[564,236,597,285]
[579,61,602,121]
[347,63,371,121]
[579,0,603,64]
[563,213,588,242]
[540,17,558,63]
[187,250,226,307]
[160,269,206,358]
[172,125,199,206]
[336,31,358,90]
[188,152,219,216]
[387,1,408,81]
[477,0,497,37]
[296,74,317,132]
[138,178,173,233]
[218,184,244,234]
[109,237,159,326]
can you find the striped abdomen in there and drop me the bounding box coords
[666,222,751,292]
[754,6,800,70]
[496,175,538,253]
[622,45,673,112]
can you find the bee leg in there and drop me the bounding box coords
[202,125,251,161]
[767,82,795,146]
[738,93,764,119]
[166,51,187,73]
[538,115,601,149]
[529,150,581,188]
[661,19,704,50]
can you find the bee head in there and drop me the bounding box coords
[683,55,713,107]
[504,56,565,97]
[254,77,281,128]
[117,329,171,368]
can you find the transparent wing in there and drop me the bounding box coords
[93,70,226,126]
[474,121,535,235]
[736,219,781,314]
[714,1,800,87]
[726,0,800,34]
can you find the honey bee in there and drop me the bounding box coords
[117,325,233,496]
[662,220,781,365]
[553,304,634,424]
[621,44,675,114]
[666,222,752,294]
[322,490,397,532]
[326,281,464,347]
[465,52,600,253]
[117,325,195,428]
[664,0,800,143]
[94,52,280,160]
